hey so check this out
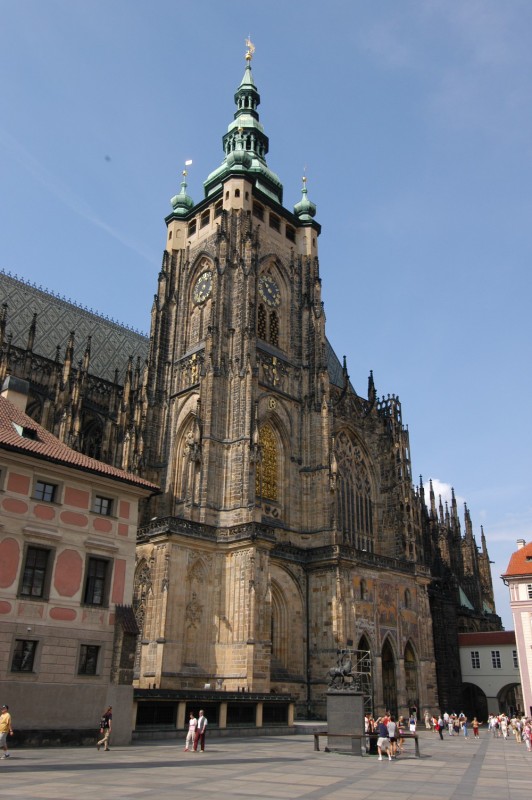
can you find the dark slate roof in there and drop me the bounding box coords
[1,272,355,394]
[0,394,158,492]
[0,271,149,383]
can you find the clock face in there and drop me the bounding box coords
[193,270,212,304]
[258,275,280,308]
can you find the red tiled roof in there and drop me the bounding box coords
[458,631,515,646]
[502,542,532,579]
[0,395,158,492]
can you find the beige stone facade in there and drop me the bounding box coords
[133,61,442,717]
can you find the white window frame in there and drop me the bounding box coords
[491,650,502,669]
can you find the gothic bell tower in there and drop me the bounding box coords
[144,43,330,534]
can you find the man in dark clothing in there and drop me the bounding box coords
[97,706,113,751]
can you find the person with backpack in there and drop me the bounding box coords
[97,706,113,751]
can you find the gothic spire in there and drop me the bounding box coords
[429,479,437,519]
[203,42,283,203]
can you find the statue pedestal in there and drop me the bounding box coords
[326,691,365,755]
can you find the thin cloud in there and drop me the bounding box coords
[428,477,465,510]
[0,125,154,263]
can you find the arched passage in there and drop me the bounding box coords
[497,683,522,716]
[461,683,488,721]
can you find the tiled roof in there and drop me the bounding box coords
[0,271,149,383]
[502,542,532,578]
[458,631,515,646]
[0,395,158,492]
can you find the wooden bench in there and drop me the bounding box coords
[313,731,420,758]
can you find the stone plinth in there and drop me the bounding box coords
[326,691,364,755]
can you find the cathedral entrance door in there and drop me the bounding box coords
[382,639,397,716]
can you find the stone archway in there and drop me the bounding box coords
[461,683,488,721]
[497,683,522,716]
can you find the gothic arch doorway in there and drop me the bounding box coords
[382,638,397,716]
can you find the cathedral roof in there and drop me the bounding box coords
[0,390,157,491]
[0,271,149,383]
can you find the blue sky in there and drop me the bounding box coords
[2,1,531,627]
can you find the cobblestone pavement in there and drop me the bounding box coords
[0,729,530,800]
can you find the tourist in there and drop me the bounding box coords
[0,705,14,759]
[397,716,406,752]
[424,710,432,729]
[436,715,444,741]
[471,717,482,738]
[462,716,468,739]
[184,711,197,752]
[97,706,113,752]
[500,715,508,740]
[376,717,392,761]
[388,715,397,758]
[194,709,208,752]
[522,719,532,752]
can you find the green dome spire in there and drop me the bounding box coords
[294,176,317,221]
[204,42,283,204]
[170,169,194,216]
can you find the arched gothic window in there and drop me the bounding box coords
[256,423,278,501]
[404,642,418,710]
[335,431,374,551]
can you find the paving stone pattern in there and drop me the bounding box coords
[0,729,529,800]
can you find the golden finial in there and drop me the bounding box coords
[245,36,255,62]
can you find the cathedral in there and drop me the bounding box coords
[0,47,501,719]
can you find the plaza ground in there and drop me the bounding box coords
[0,727,529,800]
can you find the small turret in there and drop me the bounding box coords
[170,169,194,216]
[294,176,317,222]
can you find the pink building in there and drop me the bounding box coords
[0,377,157,744]
[502,540,532,716]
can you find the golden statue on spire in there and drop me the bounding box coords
[245,36,255,62]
